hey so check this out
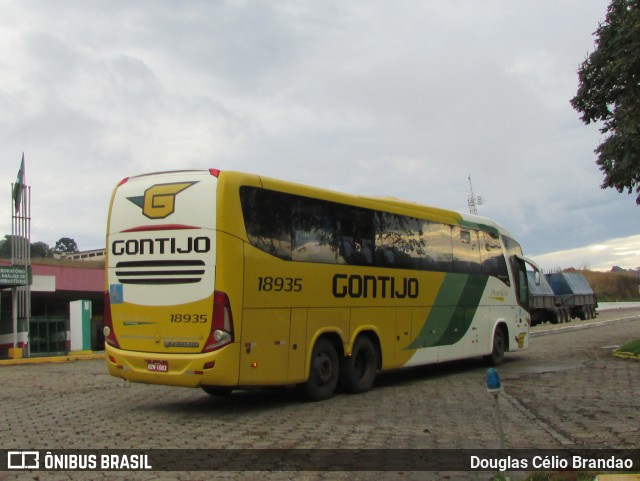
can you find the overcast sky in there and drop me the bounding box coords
[1,0,638,271]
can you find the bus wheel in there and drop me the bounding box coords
[341,336,378,394]
[304,338,339,401]
[484,327,505,366]
[201,386,233,396]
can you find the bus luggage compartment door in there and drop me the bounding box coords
[239,308,290,385]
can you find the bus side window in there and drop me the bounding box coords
[375,213,425,269]
[511,257,529,309]
[421,221,453,272]
[335,205,374,266]
[240,187,292,260]
[480,231,510,285]
[519,269,529,308]
[452,227,481,274]
[291,197,336,264]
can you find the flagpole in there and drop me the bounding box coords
[10,182,17,349]
[9,152,29,355]
[26,184,31,356]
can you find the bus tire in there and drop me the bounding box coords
[201,386,233,396]
[484,327,505,366]
[304,337,339,401]
[341,335,378,394]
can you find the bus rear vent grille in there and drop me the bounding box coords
[114,260,205,285]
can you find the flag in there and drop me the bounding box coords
[12,153,25,213]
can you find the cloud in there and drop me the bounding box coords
[532,234,640,272]
[0,0,637,260]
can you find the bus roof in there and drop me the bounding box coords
[119,168,515,238]
[247,171,511,236]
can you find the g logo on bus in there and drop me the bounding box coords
[127,182,197,219]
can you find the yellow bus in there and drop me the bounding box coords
[104,169,538,400]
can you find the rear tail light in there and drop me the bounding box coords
[202,291,234,352]
[103,291,120,349]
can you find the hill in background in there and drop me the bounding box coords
[567,268,640,302]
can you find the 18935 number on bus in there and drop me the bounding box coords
[257,276,302,292]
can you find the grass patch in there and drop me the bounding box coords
[614,339,640,359]
[597,296,640,302]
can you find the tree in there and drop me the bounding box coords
[0,236,52,258]
[0,235,29,258]
[31,241,52,258]
[54,237,79,254]
[0,235,10,258]
[570,0,640,204]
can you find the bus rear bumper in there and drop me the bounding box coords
[105,343,240,388]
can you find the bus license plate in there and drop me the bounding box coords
[146,360,168,373]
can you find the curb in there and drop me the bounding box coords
[1,315,638,366]
[0,351,105,366]
[613,350,640,361]
[530,315,640,338]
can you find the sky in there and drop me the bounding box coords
[0,0,638,272]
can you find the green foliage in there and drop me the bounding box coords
[30,241,52,258]
[571,0,640,204]
[0,235,31,258]
[0,235,10,258]
[576,268,640,301]
[617,338,640,355]
[53,237,79,254]
[0,235,76,258]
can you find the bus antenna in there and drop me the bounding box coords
[467,175,483,215]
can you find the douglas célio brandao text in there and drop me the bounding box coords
[470,454,635,472]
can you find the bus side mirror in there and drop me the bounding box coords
[516,255,542,286]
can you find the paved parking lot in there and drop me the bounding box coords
[1,311,638,481]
